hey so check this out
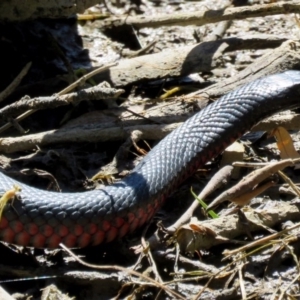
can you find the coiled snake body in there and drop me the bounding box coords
[1,71,300,248]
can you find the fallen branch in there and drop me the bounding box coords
[0,83,124,121]
[3,108,300,154]
[186,40,300,100]
[101,1,300,29]
[206,159,296,210]
[0,96,195,153]
[0,62,118,134]
[0,123,181,153]
[93,35,288,87]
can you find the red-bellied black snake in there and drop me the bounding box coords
[1,71,300,248]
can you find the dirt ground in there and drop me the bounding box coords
[1,0,300,299]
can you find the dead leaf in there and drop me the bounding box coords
[176,220,230,252]
[189,223,217,237]
[272,126,300,159]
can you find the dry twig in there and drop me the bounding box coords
[0,83,124,121]
[0,62,32,103]
[0,63,117,134]
[60,243,185,300]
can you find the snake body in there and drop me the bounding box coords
[1,71,300,248]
